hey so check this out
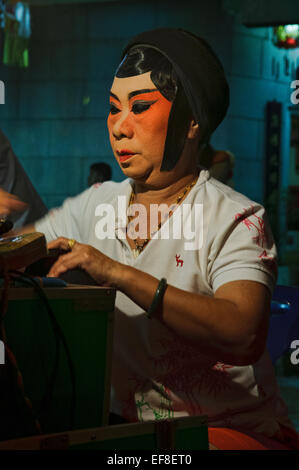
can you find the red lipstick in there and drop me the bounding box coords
[117,150,136,162]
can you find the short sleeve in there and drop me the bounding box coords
[35,187,94,243]
[208,203,277,295]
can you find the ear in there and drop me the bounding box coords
[187,119,199,139]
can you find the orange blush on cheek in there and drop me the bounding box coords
[107,98,120,131]
[131,92,172,133]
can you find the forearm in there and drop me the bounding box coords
[7,223,36,236]
[113,264,262,365]
[45,238,269,366]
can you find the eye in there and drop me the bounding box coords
[131,100,156,114]
[109,103,120,115]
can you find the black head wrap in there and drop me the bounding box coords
[120,28,230,171]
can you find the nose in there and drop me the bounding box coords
[112,111,134,140]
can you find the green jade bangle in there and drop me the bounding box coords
[147,278,167,319]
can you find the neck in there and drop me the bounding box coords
[133,169,199,206]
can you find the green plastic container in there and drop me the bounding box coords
[2,285,115,435]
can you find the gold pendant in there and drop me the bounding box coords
[132,249,140,258]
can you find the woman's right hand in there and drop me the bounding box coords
[47,237,124,287]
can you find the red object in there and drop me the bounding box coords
[208,427,297,450]
[286,37,297,47]
[117,150,137,162]
[208,428,267,450]
[118,149,136,155]
[119,154,136,162]
[276,38,298,49]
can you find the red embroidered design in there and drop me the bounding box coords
[122,376,174,421]
[234,206,277,277]
[258,250,278,275]
[234,206,267,248]
[153,337,234,409]
[175,254,184,267]
[212,362,234,373]
[121,334,236,421]
[50,209,57,218]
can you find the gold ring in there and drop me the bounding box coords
[67,239,76,250]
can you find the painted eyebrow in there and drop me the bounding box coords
[110,88,158,102]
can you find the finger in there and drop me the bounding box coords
[0,189,20,200]
[0,189,27,204]
[47,250,76,276]
[48,237,76,251]
[47,237,68,250]
[48,251,83,277]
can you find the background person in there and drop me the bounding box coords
[0,187,27,217]
[198,141,235,187]
[87,162,112,186]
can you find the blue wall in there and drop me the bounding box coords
[0,0,298,210]
[221,21,299,203]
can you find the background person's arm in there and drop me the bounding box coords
[0,129,47,228]
[0,188,27,216]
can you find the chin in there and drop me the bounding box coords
[119,162,152,181]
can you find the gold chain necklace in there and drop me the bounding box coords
[127,176,198,258]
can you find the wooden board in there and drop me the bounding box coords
[0,415,209,450]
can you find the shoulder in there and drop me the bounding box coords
[45,179,131,222]
[195,170,261,212]
[195,171,274,252]
[87,179,131,202]
[198,178,277,293]
[206,179,268,234]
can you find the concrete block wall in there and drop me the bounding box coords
[219,19,299,203]
[0,0,297,210]
[0,0,233,209]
